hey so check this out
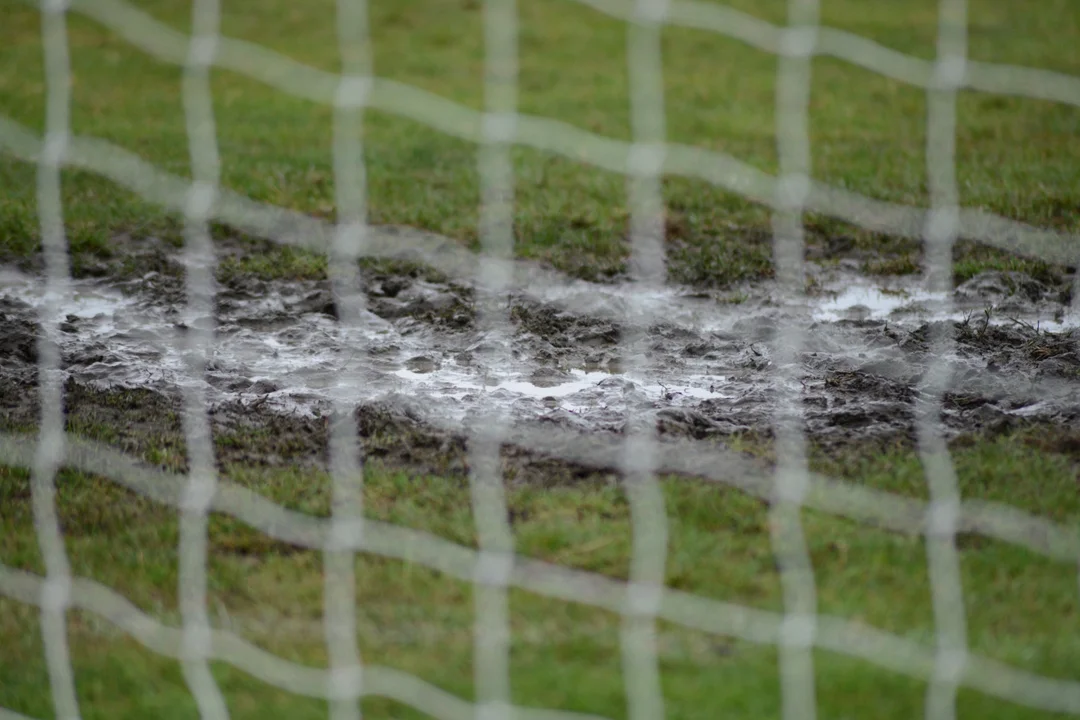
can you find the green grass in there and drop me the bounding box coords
[1,0,1079,284]
[3,0,1080,716]
[2,385,1080,718]
[2,421,1080,719]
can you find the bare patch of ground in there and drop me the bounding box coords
[3,232,1080,484]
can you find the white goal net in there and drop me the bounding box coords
[2,0,1080,718]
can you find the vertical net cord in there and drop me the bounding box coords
[771,2,820,719]
[621,3,669,719]
[33,1,80,718]
[920,1,969,718]
[178,0,229,716]
[325,0,374,715]
[469,0,519,718]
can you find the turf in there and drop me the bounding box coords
[1,416,1079,719]
[2,0,1080,717]
[0,0,1078,284]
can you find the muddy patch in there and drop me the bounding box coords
[3,257,1080,477]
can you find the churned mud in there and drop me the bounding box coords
[2,232,1080,478]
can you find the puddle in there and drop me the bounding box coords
[3,263,1080,445]
[813,284,950,323]
[0,269,733,427]
[812,277,1074,329]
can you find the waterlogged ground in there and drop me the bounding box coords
[5,233,1080,720]
[2,230,1080,477]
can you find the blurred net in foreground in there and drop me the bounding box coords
[2,0,1080,719]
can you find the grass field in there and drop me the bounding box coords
[2,0,1080,718]
[1,411,1079,720]
[2,0,1079,282]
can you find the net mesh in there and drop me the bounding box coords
[2,0,1080,718]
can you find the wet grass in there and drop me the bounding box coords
[0,0,1078,286]
[2,0,1080,715]
[2,384,1080,718]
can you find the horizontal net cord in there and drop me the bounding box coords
[3,553,1080,713]
[1,426,1077,562]
[0,567,608,720]
[58,0,1080,109]
[2,114,1078,303]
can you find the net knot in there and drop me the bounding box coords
[934,647,968,685]
[633,0,669,24]
[933,55,967,90]
[187,35,218,68]
[185,181,217,224]
[773,468,810,506]
[474,550,514,587]
[780,26,817,58]
[925,497,960,539]
[336,76,372,109]
[328,517,365,552]
[775,172,810,211]
[780,613,816,648]
[627,143,666,179]
[41,574,72,613]
[925,205,959,245]
[42,132,68,168]
[182,621,213,660]
[181,473,217,514]
[477,700,512,720]
[483,112,518,145]
[328,664,364,700]
[625,581,663,617]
